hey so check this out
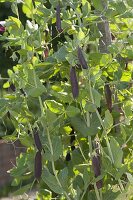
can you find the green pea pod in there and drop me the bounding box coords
[70,66,79,99]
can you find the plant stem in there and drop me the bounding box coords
[94,183,101,200]
[88,71,124,192]
[46,127,71,200]
[32,69,71,200]
[43,119,71,199]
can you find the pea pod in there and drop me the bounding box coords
[10,83,16,92]
[70,66,79,99]
[92,155,102,189]
[34,151,42,180]
[33,128,42,152]
[66,152,71,161]
[77,47,88,69]
[104,84,112,112]
[92,141,102,189]
[56,4,62,33]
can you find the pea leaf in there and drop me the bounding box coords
[22,0,34,18]
[103,110,113,132]
[42,167,63,194]
[13,184,31,196]
[58,167,69,190]
[66,106,80,117]
[44,136,63,161]
[46,100,64,114]
[70,115,89,136]
[92,89,101,108]
[110,137,123,168]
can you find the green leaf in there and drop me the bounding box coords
[26,69,46,97]
[92,0,104,11]
[110,137,123,168]
[82,0,91,17]
[127,0,133,7]
[70,115,89,137]
[54,46,68,62]
[103,110,113,132]
[100,54,112,66]
[103,190,120,200]
[89,113,101,135]
[0,98,8,109]
[126,173,133,184]
[44,136,63,161]
[73,175,84,190]
[28,87,46,97]
[114,2,126,15]
[10,153,27,177]
[3,81,10,89]
[66,106,80,117]
[22,0,34,18]
[83,168,91,187]
[85,102,96,112]
[46,100,64,114]
[77,28,85,41]
[121,71,131,82]
[92,89,101,108]
[13,184,31,196]
[115,165,127,180]
[11,178,21,187]
[58,167,69,190]
[42,167,63,194]
[116,184,133,199]
[19,132,34,148]
[46,109,57,127]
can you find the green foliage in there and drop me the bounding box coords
[0,0,133,199]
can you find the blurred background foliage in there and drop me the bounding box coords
[0,2,26,77]
[0,2,14,138]
[0,2,27,138]
[0,2,14,77]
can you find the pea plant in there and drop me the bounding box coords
[0,0,133,199]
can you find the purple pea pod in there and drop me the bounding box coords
[33,128,42,152]
[0,26,6,34]
[7,111,11,119]
[92,155,102,189]
[70,66,79,99]
[77,46,88,69]
[34,151,42,180]
[66,152,71,161]
[104,84,112,112]
[10,83,16,92]
[56,3,62,33]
